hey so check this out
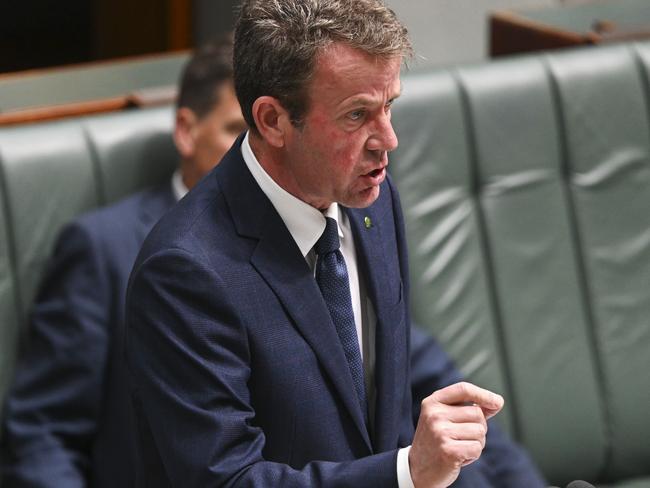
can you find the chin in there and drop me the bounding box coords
[344,186,381,209]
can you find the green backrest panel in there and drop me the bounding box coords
[390,71,514,434]
[83,107,176,204]
[548,44,650,481]
[456,57,608,485]
[0,121,100,327]
[601,478,650,488]
[0,162,19,407]
[0,53,188,112]
[0,106,177,420]
[394,43,650,485]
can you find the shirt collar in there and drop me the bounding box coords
[171,168,188,201]
[241,131,345,257]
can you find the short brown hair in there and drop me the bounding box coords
[176,34,234,119]
[234,0,412,130]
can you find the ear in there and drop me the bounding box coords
[173,107,199,158]
[251,96,292,148]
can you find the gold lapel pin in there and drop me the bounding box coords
[364,216,372,229]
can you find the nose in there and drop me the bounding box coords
[367,111,398,153]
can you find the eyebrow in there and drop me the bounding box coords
[345,91,402,108]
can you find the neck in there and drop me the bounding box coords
[179,159,199,191]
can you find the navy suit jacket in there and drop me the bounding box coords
[126,139,545,487]
[0,186,176,487]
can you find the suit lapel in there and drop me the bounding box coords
[250,212,372,451]
[347,204,406,452]
[218,141,372,451]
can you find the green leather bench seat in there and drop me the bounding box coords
[0,183,17,409]
[1,42,649,488]
[0,106,176,408]
[391,42,650,487]
[549,44,650,482]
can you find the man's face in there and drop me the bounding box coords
[176,81,246,189]
[191,82,246,178]
[281,43,401,209]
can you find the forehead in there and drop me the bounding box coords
[308,43,402,105]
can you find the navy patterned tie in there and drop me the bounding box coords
[315,217,367,422]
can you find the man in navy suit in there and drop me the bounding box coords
[125,1,545,487]
[0,38,246,487]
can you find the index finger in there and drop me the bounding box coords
[431,382,504,416]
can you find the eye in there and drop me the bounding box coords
[347,109,365,121]
[385,99,395,113]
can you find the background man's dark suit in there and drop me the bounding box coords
[0,186,175,487]
[126,139,545,487]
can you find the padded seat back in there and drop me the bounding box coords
[391,42,650,486]
[0,186,18,410]
[548,44,650,482]
[84,108,177,203]
[0,106,175,406]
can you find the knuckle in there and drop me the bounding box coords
[420,397,430,411]
[471,405,485,422]
[431,420,449,441]
[457,381,470,395]
[432,418,447,432]
[440,439,460,462]
[423,404,444,423]
[471,440,484,457]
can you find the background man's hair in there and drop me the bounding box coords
[176,34,234,119]
[234,0,413,131]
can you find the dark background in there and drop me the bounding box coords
[0,0,240,74]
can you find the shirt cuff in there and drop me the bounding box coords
[397,445,415,488]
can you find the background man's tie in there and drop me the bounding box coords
[315,217,367,422]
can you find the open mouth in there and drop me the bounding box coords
[366,168,384,178]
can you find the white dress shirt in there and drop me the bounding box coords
[171,168,188,201]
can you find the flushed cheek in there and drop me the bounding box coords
[330,153,360,182]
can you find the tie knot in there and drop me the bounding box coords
[315,217,340,255]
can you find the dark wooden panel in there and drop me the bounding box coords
[490,0,650,57]
[0,0,193,74]
[193,0,239,44]
[168,0,193,50]
[0,1,93,72]
[490,12,593,57]
[92,0,167,59]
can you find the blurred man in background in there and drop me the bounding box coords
[0,36,246,487]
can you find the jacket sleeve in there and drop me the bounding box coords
[0,223,112,488]
[126,247,401,488]
[409,326,547,488]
